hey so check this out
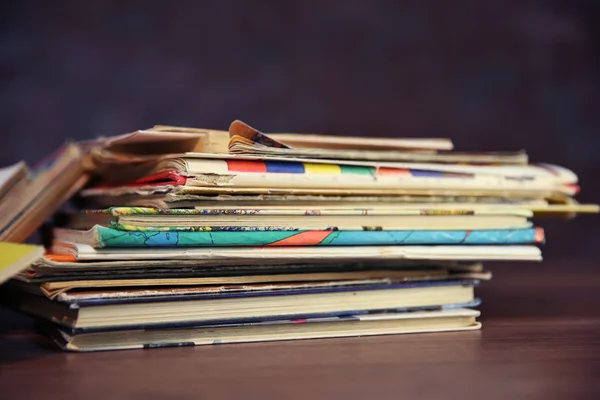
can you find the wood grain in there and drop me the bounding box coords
[1,260,599,399]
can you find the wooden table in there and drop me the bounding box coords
[1,261,599,399]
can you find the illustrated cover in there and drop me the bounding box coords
[52,225,545,248]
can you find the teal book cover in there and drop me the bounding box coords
[54,226,545,248]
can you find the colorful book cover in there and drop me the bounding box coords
[84,150,578,197]
[53,225,545,248]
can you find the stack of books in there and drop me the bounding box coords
[1,121,597,352]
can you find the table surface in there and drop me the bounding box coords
[1,260,599,399]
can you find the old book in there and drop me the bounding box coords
[0,242,45,285]
[44,308,481,352]
[0,162,29,201]
[51,225,545,248]
[228,120,522,163]
[5,279,477,331]
[58,207,533,232]
[0,144,90,242]
[50,242,543,262]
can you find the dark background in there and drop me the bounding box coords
[0,0,598,259]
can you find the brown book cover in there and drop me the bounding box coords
[0,143,91,243]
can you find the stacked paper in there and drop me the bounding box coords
[1,120,597,351]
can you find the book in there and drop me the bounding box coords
[1,119,596,354]
[11,265,489,300]
[50,242,543,261]
[29,255,481,273]
[43,308,481,352]
[0,242,45,285]
[52,225,545,248]
[0,161,29,201]
[57,206,534,232]
[35,276,485,305]
[90,153,580,195]
[28,272,451,300]
[120,153,581,184]
[81,157,578,199]
[77,191,599,216]
[76,120,596,219]
[231,121,454,151]
[89,123,455,180]
[229,120,524,163]
[95,123,452,156]
[4,279,477,331]
[0,144,90,242]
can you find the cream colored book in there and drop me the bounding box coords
[228,120,522,163]
[44,308,481,352]
[62,208,533,231]
[93,123,454,159]
[51,241,543,262]
[10,280,476,331]
[83,154,578,198]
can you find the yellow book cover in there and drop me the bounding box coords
[0,242,44,285]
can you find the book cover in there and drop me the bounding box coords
[53,226,545,248]
[0,242,45,285]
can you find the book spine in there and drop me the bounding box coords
[95,226,544,248]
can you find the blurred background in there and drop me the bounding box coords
[0,0,598,260]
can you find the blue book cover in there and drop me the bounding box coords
[55,225,545,248]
